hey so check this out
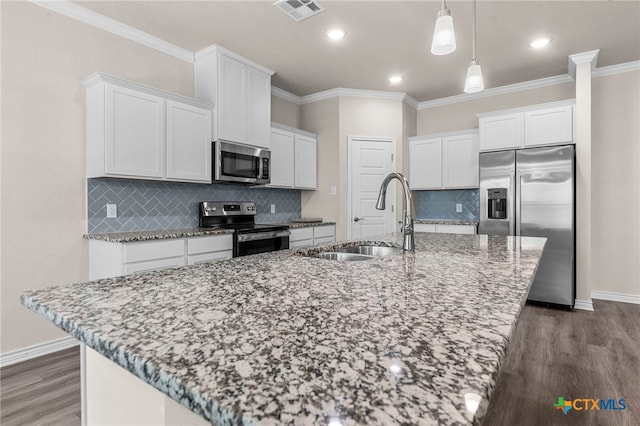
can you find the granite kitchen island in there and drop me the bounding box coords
[22,232,545,425]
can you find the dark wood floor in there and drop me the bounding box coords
[1,346,81,426]
[1,300,638,426]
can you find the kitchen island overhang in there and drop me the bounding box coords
[21,232,546,425]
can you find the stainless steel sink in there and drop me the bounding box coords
[334,245,402,257]
[315,252,377,261]
[313,245,402,261]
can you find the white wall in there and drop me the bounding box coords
[271,95,300,129]
[0,1,194,353]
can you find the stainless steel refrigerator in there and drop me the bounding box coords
[479,145,575,307]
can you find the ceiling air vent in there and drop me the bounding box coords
[274,0,325,22]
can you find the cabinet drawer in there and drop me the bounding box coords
[313,225,335,239]
[187,234,233,255]
[290,228,314,242]
[124,257,185,275]
[187,251,232,265]
[314,236,335,245]
[290,239,313,249]
[414,224,437,233]
[124,239,185,263]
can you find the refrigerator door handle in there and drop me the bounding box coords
[515,172,522,236]
[509,175,516,236]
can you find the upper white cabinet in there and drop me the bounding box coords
[478,100,575,152]
[269,123,317,190]
[84,73,213,183]
[195,45,274,149]
[409,130,478,190]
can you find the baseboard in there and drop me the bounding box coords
[592,290,640,305]
[0,336,79,368]
[573,299,594,311]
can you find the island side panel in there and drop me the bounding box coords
[85,347,209,425]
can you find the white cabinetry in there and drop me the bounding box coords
[195,45,274,149]
[89,234,232,280]
[84,73,212,183]
[409,130,478,190]
[269,123,317,190]
[478,100,574,152]
[414,224,477,234]
[289,225,335,248]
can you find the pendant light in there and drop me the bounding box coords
[430,0,456,55]
[464,0,484,93]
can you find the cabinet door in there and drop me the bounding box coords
[105,84,165,178]
[409,138,442,189]
[218,55,246,143]
[247,68,272,148]
[269,128,295,187]
[166,100,212,182]
[443,132,479,188]
[524,105,573,147]
[294,135,317,189]
[414,224,437,233]
[436,224,477,234]
[479,113,523,152]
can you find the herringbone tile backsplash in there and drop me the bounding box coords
[88,178,301,233]
[415,189,479,221]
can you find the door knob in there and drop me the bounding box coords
[353,217,365,222]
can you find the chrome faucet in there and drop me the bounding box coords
[375,172,415,252]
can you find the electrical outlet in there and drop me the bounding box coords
[330,185,337,196]
[106,204,118,218]
[270,204,276,214]
[456,203,463,213]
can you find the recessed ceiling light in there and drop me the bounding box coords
[389,75,403,84]
[326,28,346,40]
[529,37,552,49]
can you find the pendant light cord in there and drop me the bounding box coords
[472,0,477,61]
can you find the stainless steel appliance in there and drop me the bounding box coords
[213,141,270,185]
[199,201,289,257]
[479,145,575,307]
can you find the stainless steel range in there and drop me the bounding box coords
[198,201,290,257]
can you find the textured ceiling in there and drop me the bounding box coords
[75,1,640,101]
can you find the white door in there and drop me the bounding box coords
[349,138,396,239]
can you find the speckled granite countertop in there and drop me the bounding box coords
[23,233,545,425]
[414,219,479,226]
[83,222,336,243]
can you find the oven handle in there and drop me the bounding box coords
[236,230,290,243]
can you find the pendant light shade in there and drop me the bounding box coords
[464,60,484,93]
[464,0,484,93]
[430,1,456,55]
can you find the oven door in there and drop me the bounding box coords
[234,230,290,257]
[214,141,270,184]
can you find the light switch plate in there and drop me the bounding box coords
[456,203,462,213]
[330,186,337,196]
[106,204,118,218]
[270,204,276,214]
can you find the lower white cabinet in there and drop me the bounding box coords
[289,225,336,248]
[187,235,233,265]
[89,234,232,280]
[414,223,477,234]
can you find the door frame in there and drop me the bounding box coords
[347,136,397,239]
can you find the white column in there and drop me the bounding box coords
[569,50,599,311]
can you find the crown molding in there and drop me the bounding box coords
[271,86,304,105]
[31,0,194,63]
[195,44,275,75]
[568,49,600,80]
[593,60,640,78]
[417,74,574,110]
[299,87,419,107]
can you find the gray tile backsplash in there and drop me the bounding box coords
[88,178,301,233]
[414,189,479,221]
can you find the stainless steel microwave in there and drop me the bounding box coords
[213,141,270,185]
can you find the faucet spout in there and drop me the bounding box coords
[375,173,415,252]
